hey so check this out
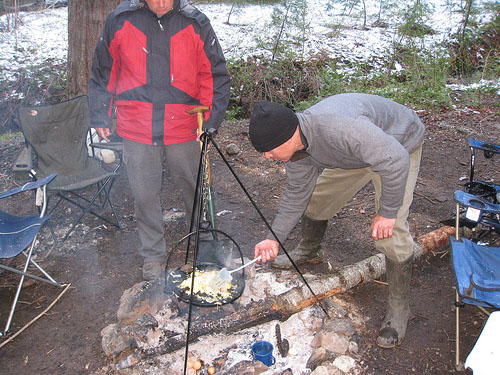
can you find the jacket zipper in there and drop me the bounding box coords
[157,19,164,31]
[155,19,172,81]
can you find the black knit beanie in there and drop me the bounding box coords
[249,101,299,152]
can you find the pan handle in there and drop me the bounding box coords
[230,255,262,274]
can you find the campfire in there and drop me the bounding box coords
[101,261,364,374]
[100,225,454,374]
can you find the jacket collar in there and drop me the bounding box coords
[115,0,181,16]
[113,0,141,16]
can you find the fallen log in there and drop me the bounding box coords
[417,225,455,256]
[116,226,455,368]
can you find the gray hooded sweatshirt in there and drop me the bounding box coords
[268,93,426,243]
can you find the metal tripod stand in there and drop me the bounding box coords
[180,127,330,375]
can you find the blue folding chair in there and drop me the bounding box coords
[467,138,500,184]
[450,190,500,370]
[0,173,62,337]
[465,138,500,203]
[458,138,500,242]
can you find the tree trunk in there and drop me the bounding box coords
[361,0,366,29]
[226,2,234,24]
[67,0,120,97]
[458,0,474,75]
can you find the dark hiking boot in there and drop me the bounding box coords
[376,254,414,348]
[272,216,328,269]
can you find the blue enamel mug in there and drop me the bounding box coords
[251,340,276,366]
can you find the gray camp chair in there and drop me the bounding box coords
[18,95,122,241]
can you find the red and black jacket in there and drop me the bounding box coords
[89,0,230,146]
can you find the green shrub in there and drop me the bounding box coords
[227,51,330,117]
[448,1,500,78]
[226,42,453,118]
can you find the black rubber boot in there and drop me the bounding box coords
[272,216,328,269]
[376,254,414,348]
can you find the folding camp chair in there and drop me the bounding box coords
[459,138,500,240]
[465,137,500,204]
[18,95,122,241]
[0,173,62,337]
[466,138,500,190]
[449,190,500,370]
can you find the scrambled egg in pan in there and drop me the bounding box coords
[179,269,234,304]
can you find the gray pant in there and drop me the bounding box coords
[122,139,200,263]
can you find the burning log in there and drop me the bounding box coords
[112,226,455,368]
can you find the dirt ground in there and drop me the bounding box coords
[0,101,500,375]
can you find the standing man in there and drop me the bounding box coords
[89,0,230,280]
[248,93,425,348]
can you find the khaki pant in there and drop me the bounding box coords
[305,145,422,263]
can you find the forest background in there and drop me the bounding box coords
[0,0,499,132]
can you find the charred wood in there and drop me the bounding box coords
[117,226,455,368]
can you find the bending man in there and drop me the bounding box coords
[248,93,425,348]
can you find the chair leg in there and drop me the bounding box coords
[96,180,107,208]
[1,236,62,337]
[22,250,60,286]
[2,239,36,336]
[101,179,122,229]
[0,263,61,286]
[60,176,122,241]
[103,158,123,202]
[45,220,59,248]
[455,290,465,371]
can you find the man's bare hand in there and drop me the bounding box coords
[254,239,279,263]
[96,127,112,142]
[371,213,396,240]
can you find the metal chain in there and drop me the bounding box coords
[201,147,211,222]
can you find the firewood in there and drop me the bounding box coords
[119,226,456,368]
[417,225,455,255]
[140,253,386,360]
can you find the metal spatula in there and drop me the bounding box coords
[212,255,262,288]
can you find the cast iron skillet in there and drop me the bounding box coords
[166,262,245,307]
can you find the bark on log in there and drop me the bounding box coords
[120,226,455,367]
[417,225,455,256]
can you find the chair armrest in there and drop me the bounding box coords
[454,190,500,214]
[89,142,123,153]
[468,137,500,157]
[13,145,33,180]
[0,173,57,199]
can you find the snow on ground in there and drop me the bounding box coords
[0,0,498,95]
[0,7,67,80]
[0,1,460,74]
